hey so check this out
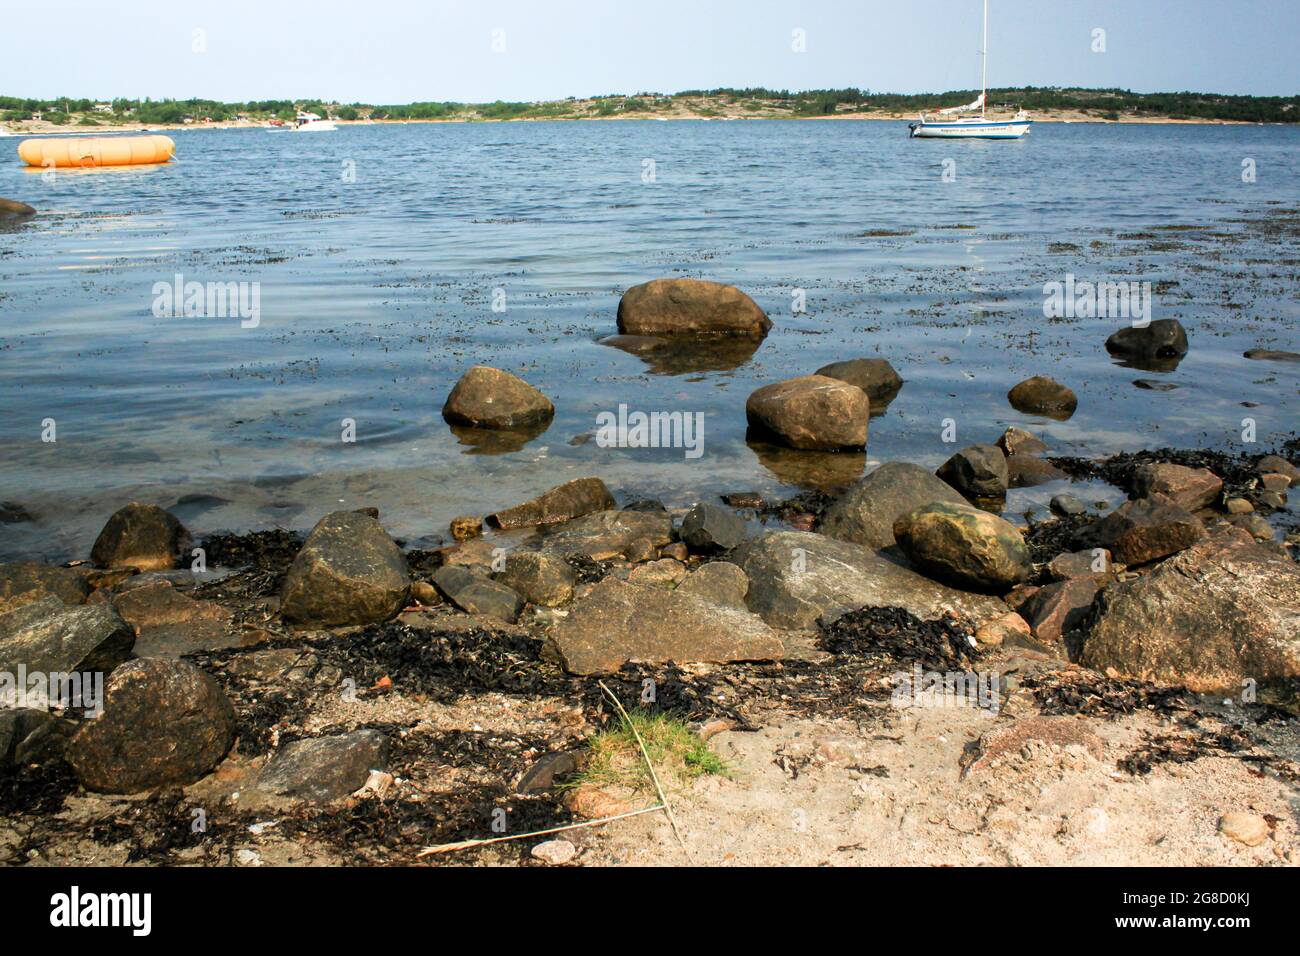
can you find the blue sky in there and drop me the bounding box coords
[6,0,1297,101]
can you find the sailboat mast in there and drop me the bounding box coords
[981,0,988,117]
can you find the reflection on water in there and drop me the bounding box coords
[598,334,765,375]
[747,439,867,492]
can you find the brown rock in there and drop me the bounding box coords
[450,516,483,541]
[1047,548,1114,581]
[0,198,36,216]
[961,716,1103,777]
[534,510,673,560]
[1257,455,1299,482]
[495,551,577,607]
[0,562,91,607]
[814,358,903,412]
[1074,498,1203,565]
[1218,812,1270,847]
[90,503,189,571]
[112,579,235,659]
[893,501,1032,590]
[1131,462,1223,512]
[1007,376,1078,419]
[617,278,771,337]
[441,365,555,431]
[745,375,869,451]
[486,477,616,530]
[67,659,235,793]
[1020,578,1101,642]
[996,427,1048,456]
[280,511,410,627]
[974,611,1031,647]
[1007,455,1069,488]
[0,596,135,680]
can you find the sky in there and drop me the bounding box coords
[4,0,1297,103]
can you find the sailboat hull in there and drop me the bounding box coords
[909,119,1032,139]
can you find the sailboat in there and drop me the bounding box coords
[908,0,1031,139]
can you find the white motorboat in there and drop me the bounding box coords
[293,111,337,132]
[908,1,1031,140]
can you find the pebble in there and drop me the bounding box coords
[1218,812,1270,847]
[531,839,578,865]
[1224,497,1253,515]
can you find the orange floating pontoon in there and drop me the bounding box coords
[18,135,175,168]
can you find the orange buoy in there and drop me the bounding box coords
[18,135,175,168]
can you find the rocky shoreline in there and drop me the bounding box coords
[2,277,1298,867]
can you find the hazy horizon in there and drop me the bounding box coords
[4,0,1297,103]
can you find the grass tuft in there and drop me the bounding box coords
[573,711,728,797]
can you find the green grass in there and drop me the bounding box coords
[573,710,728,798]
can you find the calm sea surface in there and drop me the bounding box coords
[1,120,1297,560]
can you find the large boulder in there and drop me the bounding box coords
[495,552,576,607]
[66,658,235,793]
[548,577,783,675]
[617,279,771,338]
[485,477,615,530]
[0,596,134,681]
[533,510,674,560]
[441,365,555,431]
[935,444,1009,500]
[1105,319,1188,361]
[1007,376,1077,419]
[820,462,965,550]
[90,503,190,571]
[256,730,390,803]
[730,531,1007,630]
[1073,498,1203,566]
[1130,462,1222,512]
[0,562,91,608]
[674,562,750,608]
[814,358,903,412]
[1080,528,1300,692]
[280,511,410,627]
[746,375,869,451]
[892,502,1032,591]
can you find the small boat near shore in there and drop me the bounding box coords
[293,111,337,132]
[908,0,1031,140]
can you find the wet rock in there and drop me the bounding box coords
[936,444,1009,499]
[1218,813,1270,847]
[1049,494,1087,517]
[280,511,410,627]
[67,658,235,794]
[623,537,657,563]
[0,198,36,217]
[495,552,576,607]
[433,566,523,623]
[745,375,869,451]
[90,503,190,571]
[1073,498,1203,565]
[1007,376,1077,419]
[820,461,965,550]
[680,502,747,552]
[438,538,498,571]
[0,501,33,523]
[617,278,771,338]
[1047,549,1114,581]
[1258,490,1287,509]
[997,427,1048,456]
[814,358,903,412]
[1257,455,1299,482]
[0,562,91,607]
[674,562,749,608]
[1133,378,1178,391]
[1020,578,1101,643]
[1007,455,1069,488]
[893,502,1032,590]
[1243,348,1300,363]
[441,365,555,431]
[517,752,578,793]
[1259,473,1291,493]
[486,477,616,530]
[548,577,783,675]
[731,530,1008,630]
[658,542,689,562]
[531,839,578,865]
[974,611,1031,648]
[721,492,764,509]
[1131,462,1223,512]
[112,579,235,659]
[257,730,390,803]
[1105,318,1188,361]
[1080,527,1300,692]
[450,516,483,541]
[0,596,134,679]
[534,510,674,560]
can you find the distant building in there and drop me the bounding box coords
[93,103,113,113]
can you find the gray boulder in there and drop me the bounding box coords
[936,444,1009,500]
[433,565,524,623]
[280,511,410,627]
[820,462,965,550]
[1105,319,1188,361]
[814,358,903,412]
[257,730,390,803]
[0,596,134,680]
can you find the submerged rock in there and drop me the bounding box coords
[1080,527,1300,692]
[1073,498,1203,566]
[996,426,1047,457]
[1007,455,1069,488]
[820,462,965,550]
[814,358,903,412]
[67,658,235,794]
[936,444,1009,500]
[1007,376,1077,419]
[257,730,390,803]
[1105,319,1188,361]
[280,511,410,627]
[892,502,1031,591]
[617,278,771,338]
[90,503,190,571]
[485,477,615,530]
[0,596,134,680]
[1131,462,1222,512]
[745,375,869,450]
[442,365,555,431]
[731,531,1007,630]
[548,577,783,675]
[1243,348,1300,364]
